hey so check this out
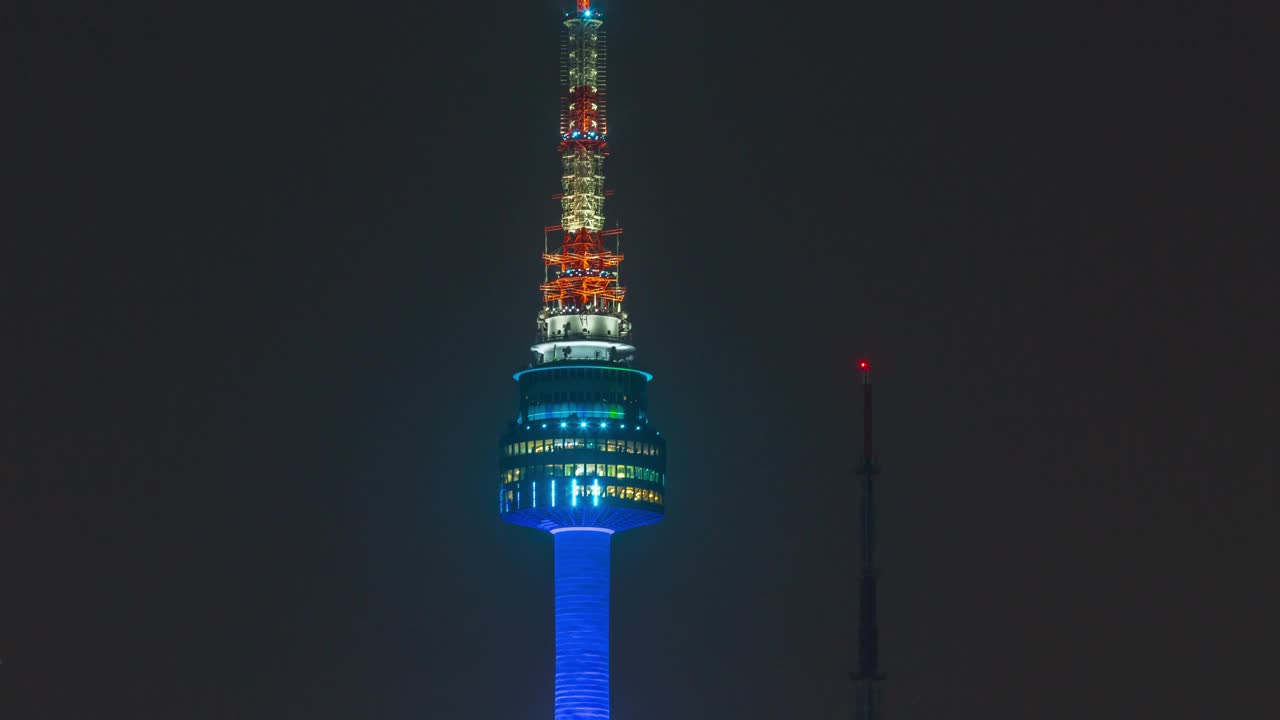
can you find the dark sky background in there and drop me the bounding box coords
[5,0,1277,718]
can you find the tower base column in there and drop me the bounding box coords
[553,528,612,720]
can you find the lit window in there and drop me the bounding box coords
[575,464,585,476]
[554,438,564,449]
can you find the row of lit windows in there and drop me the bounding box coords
[502,463,663,486]
[504,438,661,457]
[529,391,632,405]
[538,367,631,382]
[501,484,662,506]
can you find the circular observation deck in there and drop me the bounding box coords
[499,362,664,533]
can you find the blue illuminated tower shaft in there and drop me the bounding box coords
[554,529,611,720]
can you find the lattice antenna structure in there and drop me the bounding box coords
[542,0,625,315]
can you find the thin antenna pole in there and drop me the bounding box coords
[853,359,882,720]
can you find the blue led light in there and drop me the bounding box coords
[600,422,608,428]
[532,481,537,508]
[560,421,568,428]
[551,479,556,507]
[580,422,588,429]
[571,479,578,507]
[592,478,600,507]
[542,423,547,429]
[554,530,611,720]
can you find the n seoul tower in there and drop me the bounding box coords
[497,3,666,720]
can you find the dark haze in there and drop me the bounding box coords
[6,1,1275,718]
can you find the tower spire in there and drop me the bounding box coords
[852,359,884,720]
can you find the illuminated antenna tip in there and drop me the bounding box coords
[857,359,870,371]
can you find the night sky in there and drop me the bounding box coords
[6,1,1276,718]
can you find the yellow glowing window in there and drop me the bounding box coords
[575,464,585,476]
[586,464,595,475]
[554,438,564,449]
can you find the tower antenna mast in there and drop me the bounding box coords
[852,359,884,720]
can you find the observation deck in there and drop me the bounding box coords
[499,360,664,533]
